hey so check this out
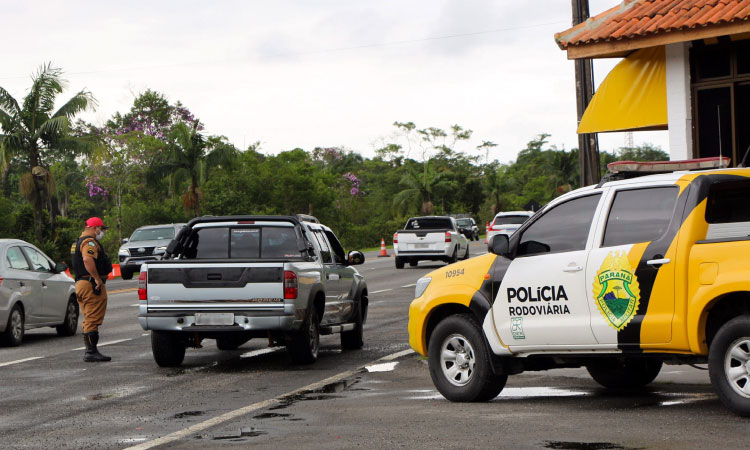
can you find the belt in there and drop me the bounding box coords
[76,275,106,284]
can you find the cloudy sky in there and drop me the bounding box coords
[1,0,669,163]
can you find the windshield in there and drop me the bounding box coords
[405,218,453,230]
[495,215,530,225]
[456,219,473,227]
[130,227,175,242]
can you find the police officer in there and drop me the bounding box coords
[71,217,113,362]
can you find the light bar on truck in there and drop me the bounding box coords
[607,156,731,174]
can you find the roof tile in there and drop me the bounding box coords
[556,0,750,49]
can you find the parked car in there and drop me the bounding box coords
[408,161,750,417]
[0,239,78,346]
[393,216,470,269]
[118,223,186,280]
[455,217,479,241]
[486,211,534,244]
[137,215,367,367]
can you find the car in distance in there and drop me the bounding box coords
[137,215,368,367]
[118,223,185,280]
[407,161,750,417]
[0,239,78,346]
[486,211,533,244]
[393,216,470,269]
[456,217,479,241]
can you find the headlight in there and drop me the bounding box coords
[414,277,432,299]
[118,248,130,256]
[154,246,167,254]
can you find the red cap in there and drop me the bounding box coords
[85,217,108,229]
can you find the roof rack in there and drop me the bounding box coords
[597,156,731,187]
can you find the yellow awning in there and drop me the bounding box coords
[578,46,667,134]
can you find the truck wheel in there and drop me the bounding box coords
[395,257,404,269]
[1,305,24,347]
[151,331,186,367]
[288,308,320,364]
[216,335,251,350]
[341,297,366,350]
[120,269,134,280]
[709,315,750,416]
[428,314,507,402]
[55,296,79,336]
[448,248,458,264]
[463,245,470,260]
[586,358,662,389]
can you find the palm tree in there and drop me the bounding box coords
[392,161,449,215]
[155,122,237,217]
[0,63,96,240]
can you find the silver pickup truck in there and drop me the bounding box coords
[137,215,367,367]
[393,216,470,269]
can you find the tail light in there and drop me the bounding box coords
[445,232,452,243]
[138,271,147,300]
[0,277,3,286]
[284,271,298,299]
[490,218,501,231]
[393,232,398,244]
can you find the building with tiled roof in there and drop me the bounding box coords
[555,0,750,165]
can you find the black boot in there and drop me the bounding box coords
[83,331,111,362]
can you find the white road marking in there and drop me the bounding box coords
[71,338,133,351]
[370,289,393,294]
[130,304,139,307]
[124,348,415,450]
[401,283,416,288]
[0,356,44,368]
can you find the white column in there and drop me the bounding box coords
[665,42,693,160]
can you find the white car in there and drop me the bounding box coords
[486,211,534,244]
[393,216,470,269]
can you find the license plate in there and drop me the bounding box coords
[414,243,430,249]
[195,313,235,326]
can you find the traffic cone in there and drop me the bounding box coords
[378,238,390,257]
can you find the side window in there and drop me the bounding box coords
[705,179,750,240]
[23,247,53,272]
[602,187,678,247]
[7,246,30,270]
[193,227,229,259]
[517,194,601,257]
[312,231,332,264]
[323,230,346,264]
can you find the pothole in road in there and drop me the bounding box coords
[544,442,643,450]
[173,410,206,419]
[267,377,361,411]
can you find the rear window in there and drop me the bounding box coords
[456,219,473,227]
[188,226,301,259]
[405,218,453,230]
[495,215,530,225]
[130,227,175,241]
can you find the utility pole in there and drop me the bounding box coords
[572,0,601,185]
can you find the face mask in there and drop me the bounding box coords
[96,231,105,240]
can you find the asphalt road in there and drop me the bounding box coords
[1,241,748,449]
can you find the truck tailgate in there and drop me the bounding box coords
[397,230,448,252]
[146,262,284,309]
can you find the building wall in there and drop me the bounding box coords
[665,42,693,160]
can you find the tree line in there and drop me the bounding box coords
[0,64,668,264]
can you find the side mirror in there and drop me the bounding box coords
[54,262,68,273]
[488,234,510,256]
[122,238,129,244]
[347,250,365,265]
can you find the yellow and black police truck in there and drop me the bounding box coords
[408,159,750,416]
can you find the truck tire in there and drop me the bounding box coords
[428,314,507,402]
[341,297,366,350]
[1,305,24,347]
[216,335,251,350]
[288,308,320,364]
[448,248,458,264]
[395,257,405,269]
[708,315,750,416]
[586,358,662,389]
[120,269,134,280]
[151,331,186,367]
[409,260,418,267]
[463,245,470,260]
[55,296,79,336]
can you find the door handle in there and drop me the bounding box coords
[19,281,25,287]
[563,265,583,273]
[42,282,48,288]
[647,258,671,267]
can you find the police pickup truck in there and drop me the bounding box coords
[138,215,367,367]
[408,159,750,416]
[393,216,470,269]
